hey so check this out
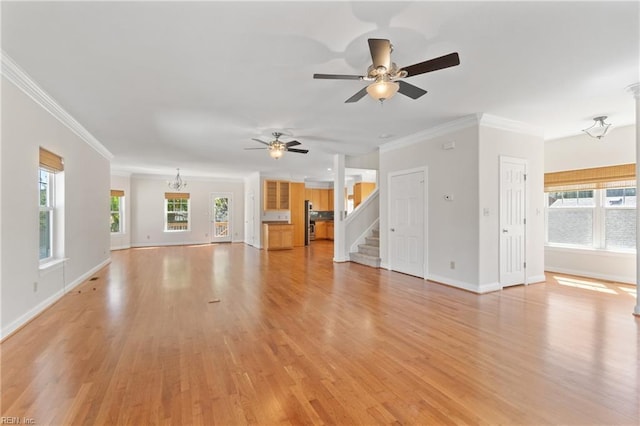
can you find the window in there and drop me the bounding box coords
[39,147,64,263]
[110,190,125,233]
[547,190,595,247]
[165,192,190,231]
[545,164,636,252]
[603,188,636,250]
[39,168,54,261]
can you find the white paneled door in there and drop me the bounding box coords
[389,169,426,278]
[500,156,527,287]
[211,193,232,243]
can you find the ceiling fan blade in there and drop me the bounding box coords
[244,147,268,150]
[286,148,309,154]
[398,80,428,99]
[285,140,301,147]
[313,73,363,80]
[400,52,460,77]
[251,138,270,146]
[368,38,392,70]
[345,87,368,103]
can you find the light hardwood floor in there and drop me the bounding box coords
[2,241,639,425]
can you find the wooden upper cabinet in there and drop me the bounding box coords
[305,187,333,211]
[264,180,290,210]
[319,189,329,211]
[353,182,376,209]
[278,181,290,209]
[311,189,321,210]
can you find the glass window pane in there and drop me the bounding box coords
[547,209,593,246]
[215,197,229,221]
[605,187,636,207]
[39,210,51,259]
[111,213,120,233]
[605,209,636,250]
[548,191,594,207]
[39,169,49,207]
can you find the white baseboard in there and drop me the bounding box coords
[131,240,207,248]
[427,274,501,294]
[1,258,111,340]
[544,267,634,285]
[110,244,131,251]
[477,282,502,293]
[527,274,546,284]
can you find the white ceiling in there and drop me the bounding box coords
[2,1,638,182]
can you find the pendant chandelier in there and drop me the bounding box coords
[167,168,187,190]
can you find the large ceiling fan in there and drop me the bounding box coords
[245,132,309,159]
[313,38,460,103]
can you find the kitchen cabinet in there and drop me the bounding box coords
[308,188,331,211]
[263,223,293,250]
[264,180,290,210]
[315,221,327,239]
[353,182,376,209]
[311,189,321,210]
[327,222,334,240]
[290,182,305,247]
[319,189,330,211]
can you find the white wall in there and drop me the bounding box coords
[379,115,544,293]
[110,173,131,250]
[1,76,111,338]
[545,125,635,172]
[478,122,545,289]
[544,125,636,283]
[130,175,244,247]
[346,151,379,170]
[380,121,481,290]
[244,172,261,248]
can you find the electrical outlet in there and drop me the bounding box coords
[33,281,38,292]
[450,261,455,270]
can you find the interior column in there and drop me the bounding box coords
[629,82,640,316]
[333,154,347,262]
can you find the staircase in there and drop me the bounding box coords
[350,228,381,268]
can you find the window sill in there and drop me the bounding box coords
[164,230,190,233]
[545,245,636,257]
[39,258,67,275]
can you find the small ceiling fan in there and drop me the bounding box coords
[313,38,460,103]
[245,132,309,159]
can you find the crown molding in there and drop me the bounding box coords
[478,113,544,138]
[1,51,113,160]
[379,114,479,153]
[380,113,544,154]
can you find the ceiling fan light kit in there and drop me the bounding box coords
[313,38,460,104]
[268,143,285,159]
[582,116,612,140]
[366,78,400,102]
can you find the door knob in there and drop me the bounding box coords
[390,228,395,232]
[502,229,508,233]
